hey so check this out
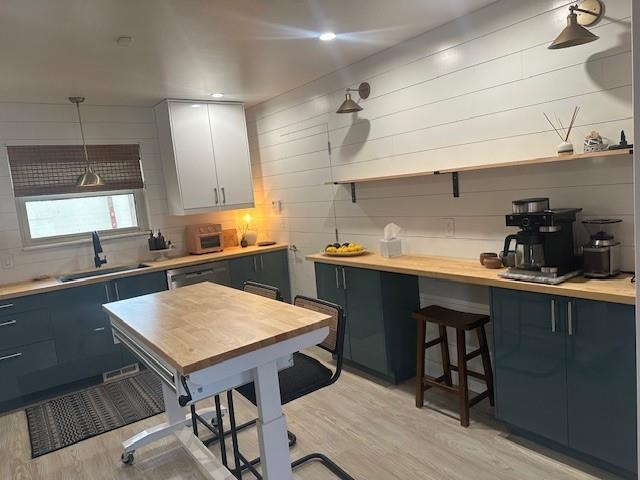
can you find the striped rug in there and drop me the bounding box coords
[26,370,164,458]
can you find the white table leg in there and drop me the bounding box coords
[122,382,224,455]
[253,360,293,480]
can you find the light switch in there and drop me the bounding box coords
[444,218,455,238]
[1,254,14,269]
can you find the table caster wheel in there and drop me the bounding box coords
[121,451,135,465]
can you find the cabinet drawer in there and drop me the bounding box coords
[0,340,58,402]
[0,293,50,317]
[0,309,52,351]
[55,326,119,365]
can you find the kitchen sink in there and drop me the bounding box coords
[58,264,150,283]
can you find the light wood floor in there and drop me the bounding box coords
[0,349,620,480]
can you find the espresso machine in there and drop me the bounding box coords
[501,198,582,284]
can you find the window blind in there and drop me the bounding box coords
[7,144,144,197]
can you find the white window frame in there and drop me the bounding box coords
[15,189,151,249]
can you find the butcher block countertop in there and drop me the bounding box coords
[306,252,635,305]
[0,244,287,301]
[102,282,331,375]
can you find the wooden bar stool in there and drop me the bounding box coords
[412,305,494,427]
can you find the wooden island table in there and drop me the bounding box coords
[102,282,331,480]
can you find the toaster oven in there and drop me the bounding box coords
[186,223,223,254]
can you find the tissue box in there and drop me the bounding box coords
[380,238,402,258]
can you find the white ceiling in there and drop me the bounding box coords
[0,0,496,107]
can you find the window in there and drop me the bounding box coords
[7,143,150,247]
[16,190,149,246]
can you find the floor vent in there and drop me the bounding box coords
[102,363,140,383]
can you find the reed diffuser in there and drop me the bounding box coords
[544,106,580,154]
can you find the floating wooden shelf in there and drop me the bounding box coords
[328,148,633,201]
[328,148,633,185]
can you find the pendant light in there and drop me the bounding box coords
[69,96,105,187]
[548,0,604,50]
[336,82,371,114]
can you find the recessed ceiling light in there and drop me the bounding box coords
[116,36,133,47]
[319,32,336,41]
[191,104,202,108]
[210,93,225,98]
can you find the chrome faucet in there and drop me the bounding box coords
[92,231,107,268]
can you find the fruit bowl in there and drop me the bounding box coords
[323,249,368,257]
[322,242,367,257]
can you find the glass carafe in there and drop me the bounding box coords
[515,231,545,270]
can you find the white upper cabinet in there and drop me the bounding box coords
[208,103,254,209]
[154,100,254,215]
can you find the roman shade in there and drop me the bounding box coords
[7,144,143,197]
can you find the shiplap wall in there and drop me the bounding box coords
[245,0,633,386]
[0,103,255,284]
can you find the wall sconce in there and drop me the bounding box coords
[548,0,604,50]
[336,82,371,114]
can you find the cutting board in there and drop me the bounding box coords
[222,228,239,247]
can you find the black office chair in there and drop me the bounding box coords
[242,281,283,301]
[228,295,354,480]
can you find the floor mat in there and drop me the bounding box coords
[26,370,164,458]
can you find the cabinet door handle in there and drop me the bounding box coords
[104,284,111,302]
[214,188,219,205]
[335,267,340,289]
[0,352,21,362]
[0,319,16,328]
[94,327,106,332]
[260,255,264,271]
[550,299,556,333]
[253,257,258,273]
[0,303,14,310]
[221,187,226,204]
[567,301,573,336]
[342,268,347,290]
[114,281,120,301]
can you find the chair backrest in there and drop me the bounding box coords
[294,295,345,356]
[243,281,282,301]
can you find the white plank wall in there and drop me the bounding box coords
[245,0,634,385]
[0,103,256,284]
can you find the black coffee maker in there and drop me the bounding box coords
[502,198,582,283]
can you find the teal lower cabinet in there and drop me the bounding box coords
[51,282,122,384]
[315,262,419,384]
[0,271,169,413]
[230,250,291,302]
[0,340,57,403]
[491,289,568,444]
[566,299,637,474]
[491,288,637,476]
[113,271,168,300]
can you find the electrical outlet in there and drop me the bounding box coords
[444,218,455,238]
[1,254,14,269]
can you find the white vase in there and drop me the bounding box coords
[244,230,258,246]
[557,141,574,154]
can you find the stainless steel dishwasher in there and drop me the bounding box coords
[166,261,231,289]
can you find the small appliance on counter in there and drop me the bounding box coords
[500,198,582,285]
[148,230,175,260]
[186,223,223,254]
[582,218,621,278]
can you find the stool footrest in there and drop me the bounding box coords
[469,390,490,407]
[449,364,486,381]
[465,348,482,362]
[424,337,444,349]
[422,374,458,394]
